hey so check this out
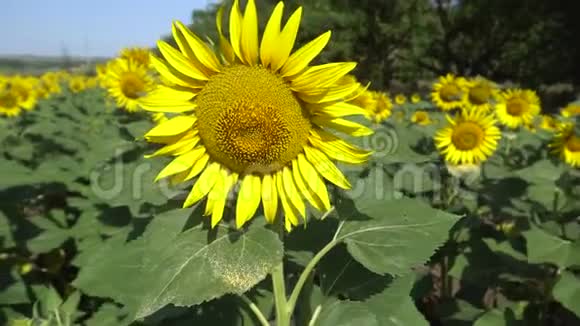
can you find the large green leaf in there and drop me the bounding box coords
[552,271,580,318]
[74,209,284,320]
[364,273,429,326]
[315,299,378,326]
[523,226,580,268]
[338,197,459,276]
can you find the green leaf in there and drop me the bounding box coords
[133,220,283,320]
[552,271,580,318]
[338,197,459,275]
[315,299,378,326]
[74,209,284,320]
[515,159,564,185]
[523,226,580,267]
[364,273,429,326]
[473,307,522,326]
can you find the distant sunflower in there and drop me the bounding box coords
[394,94,406,105]
[462,77,498,112]
[495,89,540,129]
[549,123,580,167]
[69,76,88,93]
[434,109,501,165]
[0,89,22,117]
[560,103,580,118]
[411,93,421,104]
[139,0,372,231]
[539,115,558,132]
[411,110,432,126]
[431,74,466,111]
[120,47,152,68]
[364,91,392,123]
[10,78,37,110]
[105,58,155,112]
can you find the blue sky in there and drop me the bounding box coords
[0,0,214,57]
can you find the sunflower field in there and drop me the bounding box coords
[2,0,580,325]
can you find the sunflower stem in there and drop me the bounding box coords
[239,294,270,326]
[286,221,344,321]
[272,260,289,326]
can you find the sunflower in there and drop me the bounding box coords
[138,0,372,231]
[120,47,152,68]
[495,89,540,129]
[0,89,22,117]
[431,74,466,111]
[560,103,580,118]
[69,76,88,93]
[394,94,406,105]
[410,110,432,126]
[462,76,498,112]
[364,91,392,123]
[539,115,559,132]
[550,123,580,167]
[434,109,501,165]
[411,93,421,104]
[10,78,37,110]
[105,58,155,112]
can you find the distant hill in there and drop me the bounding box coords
[0,55,110,75]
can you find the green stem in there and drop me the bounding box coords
[307,305,323,326]
[286,221,344,319]
[239,295,270,326]
[272,262,289,326]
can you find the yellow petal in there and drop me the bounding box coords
[312,116,373,136]
[157,41,209,81]
[183,161,220,208]
[276,171,300,230]
[155,147,205,181]
[208,168,237,228]
[261,173,278,223]
[184,152,210,181]
[145,134,199,158]
[291,159,326,211]
[311,102,367,118]
[304,146,351,189]
[297,154,331,210]
[281,166,305,218]
[145,115,196,138]
[138,86,197,113]
[171,22,214,77]
[299,82,360,104]
[229,0,243,62]
[150,55,204,89]
[291,62,356,91]
[216,6,235,63]
[281,31,331,77]
[236,174,261,228]
[240,0,259,65]
[308,130,371,164]
[174,21,222,73]
[260,2,284,68]
[270,7,302,72]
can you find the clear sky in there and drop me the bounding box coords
[0,0,215,57]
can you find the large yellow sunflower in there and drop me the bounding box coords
[434,109,501,165]
[549,123,580,167]
[431,74,466,111]
[462,76,499,112]
[495,89,540,129]
[105,58,155,112]
[139,0,372,231]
